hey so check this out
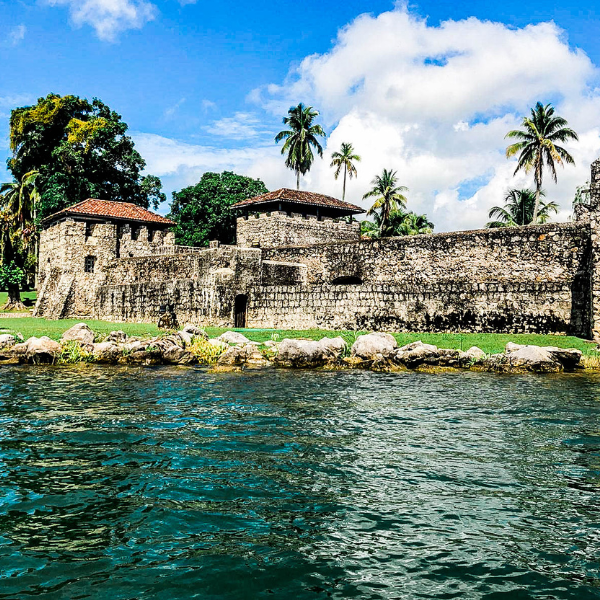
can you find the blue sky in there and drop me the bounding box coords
[1,0,600,230]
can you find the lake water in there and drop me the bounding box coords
[0,366,599,599]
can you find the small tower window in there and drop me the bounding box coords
[84,256,96,273]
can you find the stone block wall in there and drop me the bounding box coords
[236,212,360,248]
[256,222,593,336]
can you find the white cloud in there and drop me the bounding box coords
[7,25,26,46]
[204,112,269,140]
[139,6,600,231]
[201,99,217,112]
[46,0,157,41]
[164,97,186,118]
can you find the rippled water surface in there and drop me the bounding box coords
[1,367,600,599]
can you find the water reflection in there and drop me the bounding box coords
[0,367,599,599]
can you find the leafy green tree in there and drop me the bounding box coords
[0,262,25,310]
[275,103,326,189]
[0,171,40,308]
[330,142,361,200]
[7,93,165,220]
[505,102,578,224]
[363,169,408,237]
[361,208,434,238]
[487,188,558,228]
[169,171,268,247]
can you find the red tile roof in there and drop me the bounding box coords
[44,199,175,226]
[232,188,364,213]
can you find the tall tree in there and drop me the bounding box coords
[487,188,558,228]
[505,102,578,224]
[330,142,361,200]
[7,93,166,221]
[363,169,408,237]
[275,103,326,189]
[169,171,268,247]
[0,171,39,309]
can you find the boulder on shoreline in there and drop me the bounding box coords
[351,332,397,360]
[275,337,346,368]
[218,331,250,345]
[61,323,95,348]
[0,323,586,373]
[14,336,62,363]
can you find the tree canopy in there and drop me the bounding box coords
[363,169,408,237]
[505,102,577,224]
[330,142,360,201]
[487,188,558,228]
[7,93,165,221]
[275,103,326,189]
[168,171,268,247]
[361,209,434,238]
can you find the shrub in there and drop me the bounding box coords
[188,338,226,365]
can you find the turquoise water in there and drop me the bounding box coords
[0,367,599,599]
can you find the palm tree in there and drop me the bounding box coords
[362,169,408,237]
[487,188,558,228]
[275,103,326,190]
[0,170,40,309]
[330,142,361,201]
[505,102,578,224]
[394,211,434,236]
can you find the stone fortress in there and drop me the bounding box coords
[34,159,600,338]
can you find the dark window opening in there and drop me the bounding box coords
[84,256,96,273]
[131,227,139,241]
[331,276,363,285]
[85,222,94,238]
[148,229,155,243]
[234,294,247,328]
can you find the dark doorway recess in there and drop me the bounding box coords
[234,294,248,328]
[331,276,363,285]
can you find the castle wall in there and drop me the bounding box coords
[236,212,360,248]
[254,221,592,336]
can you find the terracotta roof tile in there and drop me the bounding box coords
[44,199,175,226]
[232,188,364,213]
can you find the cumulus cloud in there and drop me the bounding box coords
[143,6,600,230]
[7,25,26,46]
[46,0,157,41]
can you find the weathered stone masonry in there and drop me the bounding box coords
[35,161,600,338]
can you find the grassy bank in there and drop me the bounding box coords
[0,316,598,356]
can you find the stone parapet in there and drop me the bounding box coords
[236,212,360,248]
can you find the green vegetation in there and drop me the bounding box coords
[363,168,408,236]
[275,103,326,190]
[7,94,166,219]
[505,102,578,224]
[487,188,559,228]
[330,142,361,201]
[361,169,433,238]
[168,171,268,247]
[361,209,434,238]
[1,316,596,357]
[0,317,161,341]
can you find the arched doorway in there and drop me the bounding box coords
[234,294,247,328]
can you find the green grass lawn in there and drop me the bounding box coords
[0,291,37,312]
[0,316,597,356]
